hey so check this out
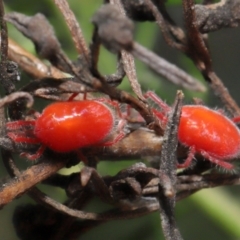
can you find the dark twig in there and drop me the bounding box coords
[121,49,145,100]
[21,78,87,101]
[0,156,67,208]
[182,0,240,116]
[144,0,186,51]
[0,91,33,109]
[176,173,240,200]
[0,0,6,138]
[0,0,16,95]
[109,0,145,100]
[0,0,7,64]
[104,54,126,87]
[2,149,159,221]
[158,91,184,240]
[90,3,137,93]
[207,72,240,117]
[183,0,212,72]
[195,0,240,33]
[92,4,205,92]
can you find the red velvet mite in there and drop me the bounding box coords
[7,99,125,160]
[146,91,240,170]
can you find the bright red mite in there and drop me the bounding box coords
[7,99,125,160]
[7,92,240,169]
[146,91,240,170]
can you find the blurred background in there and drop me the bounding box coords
[1,0,240,239]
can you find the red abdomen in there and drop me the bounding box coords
[34,100,114,152]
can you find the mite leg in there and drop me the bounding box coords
[177,147,196,169]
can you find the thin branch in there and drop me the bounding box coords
[7,38,69,79]
[133,43,206,92]
[0,0,7,63]
[158,91,184,240]
[0,156,67,208]
[0,91,33,109]
[5,12,75,75]
[182,0,240,116]
[110,0,145,100]
[92,4,205,92]
[0,0,15,94]
[195,0,240,33]
[53,0,89,62]
[144,0,186,51]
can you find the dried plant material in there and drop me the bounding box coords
[92,4,134,53]
[1,1,240,239]
[5,12,74,74]
[0,156,67,208]
[158,91,183,240]
[7,38,67,79]
[133,43,206,92]
[54,0,89,61]
[195,0,240,33]
[183,0,240,116]
[0,91,33,108]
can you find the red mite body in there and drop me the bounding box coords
[34,100,114,152]
[179,106,240,161]
[147,91,240,169]
[7,99,125,160]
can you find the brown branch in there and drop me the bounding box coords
[109,0,145,100]
[158,91,184,240]
[2,150,159,221]
[53,0,89,62]
[183,0,212,72]
[144,0,186,51]
[195,0,240,33]
[133,43,206,92]
[183,0,240,116]
[2,128,163,162]
[7,38,68,79]
[0,91,33,108]
[0,0,7,138]
[176,173,240,200]
[0,0,16,95]
[92,4,205,93]
[0,156,67,208]
[0,0,7,64]
[5,12,75,75]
